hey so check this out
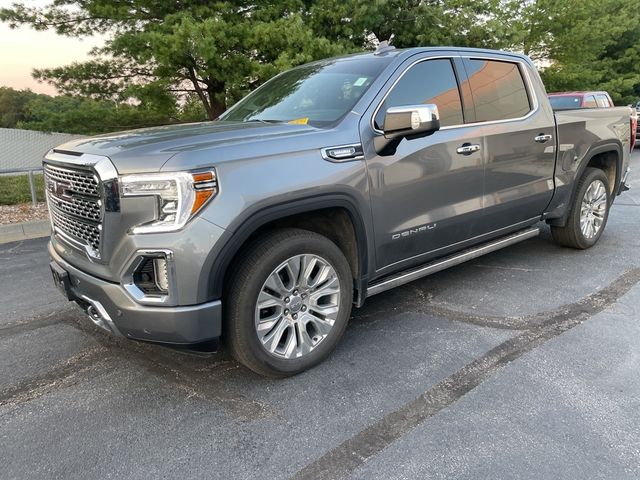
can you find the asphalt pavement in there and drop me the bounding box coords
[2,151,640,479]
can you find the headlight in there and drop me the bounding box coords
[120,170,217,233]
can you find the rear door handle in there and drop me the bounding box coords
[456,144,481,155]
[534,134,553,143]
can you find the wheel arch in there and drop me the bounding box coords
[205,194,371,305]
[547,142,621,227]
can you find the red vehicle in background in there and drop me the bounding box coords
[548,91,614,109]
[548,91,636,150]
[631,108,638,150]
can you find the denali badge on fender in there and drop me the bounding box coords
[392,223,437,240]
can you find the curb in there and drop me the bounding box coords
[0,220,50,244]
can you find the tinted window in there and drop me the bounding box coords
[549,95,583,110]
[583,96,598,108]
[375,59,463,128]
[595,94,611,107]
[464,59,531,122]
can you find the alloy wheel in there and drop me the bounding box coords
[580,179,607,239]
[254,254,341,359]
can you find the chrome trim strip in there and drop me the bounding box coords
[370,55,540,135]
[44,151,119,207]
[44,150,120,262]
[379,217,539,272]
[49,217,100,259]
[367,227,540,297]
[122,249,178,306]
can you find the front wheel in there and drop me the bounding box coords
[224,228,353,377]
[551,167,611,249]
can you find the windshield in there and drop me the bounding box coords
[548,95,583,110]
[219,57,392,127]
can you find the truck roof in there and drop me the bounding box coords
[313,46,532,65]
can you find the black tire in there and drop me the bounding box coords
[224,228,353,377]
[551,167,611,249]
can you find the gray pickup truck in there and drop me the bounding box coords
[45,46,632,376]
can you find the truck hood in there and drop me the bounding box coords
[52,121,323,174]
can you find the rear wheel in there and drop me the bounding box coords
[224,228,353,377]
[551,167,611,249]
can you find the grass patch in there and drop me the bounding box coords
[0,173,46,205]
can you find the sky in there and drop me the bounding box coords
[0,0,106,95]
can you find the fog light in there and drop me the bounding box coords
[124,249,175,304]
[154,257,169,292]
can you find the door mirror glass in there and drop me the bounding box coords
[383,104,440,139]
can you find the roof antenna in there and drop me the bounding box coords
[374,34,396,55]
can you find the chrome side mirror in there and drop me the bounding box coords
[383,104,440,139]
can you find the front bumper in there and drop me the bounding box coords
[49,241,222,345]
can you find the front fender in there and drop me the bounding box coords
[201,193,373,302]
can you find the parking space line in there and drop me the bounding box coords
[291,268,640,480]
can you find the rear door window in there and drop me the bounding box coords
[583,96,598,108]
[463,59,532,122]
[595,94,611,107]
[549,95,582,110]
[374,59,464,129]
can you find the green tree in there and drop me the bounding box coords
[16,95,176,135]
[308,0,508,50]
[0,86,180,135]
[3,0,639,114]
[498,0,640,104]
[0,87,43,128]
[1,1,349,120]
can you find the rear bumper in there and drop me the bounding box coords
[49,241,222,345]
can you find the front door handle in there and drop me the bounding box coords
[456,143,481,155]
[534,134,553,143]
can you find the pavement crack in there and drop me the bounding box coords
[57,313,274,421]
[2,302,274,420]
[366,278,637,332]
[135,355,274,421]
[0,346,109,410]
[0,308,72,339]
[3,241,24,254]
[291,268,640,480]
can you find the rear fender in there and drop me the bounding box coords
[546,142,622,226]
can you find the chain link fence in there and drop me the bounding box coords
[0,128,84,206]
[0,128,84,171]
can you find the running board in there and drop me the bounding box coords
[366,227,540,297]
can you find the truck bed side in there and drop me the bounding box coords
[545,107,631,222]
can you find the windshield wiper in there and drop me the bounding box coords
[245,119,284,124]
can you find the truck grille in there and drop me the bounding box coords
[44,163,103,255]
[44,163,100,196]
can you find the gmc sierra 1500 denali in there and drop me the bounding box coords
[45,46,632,376]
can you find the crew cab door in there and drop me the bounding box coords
[360,56,485,274]
[460,57,556,233]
